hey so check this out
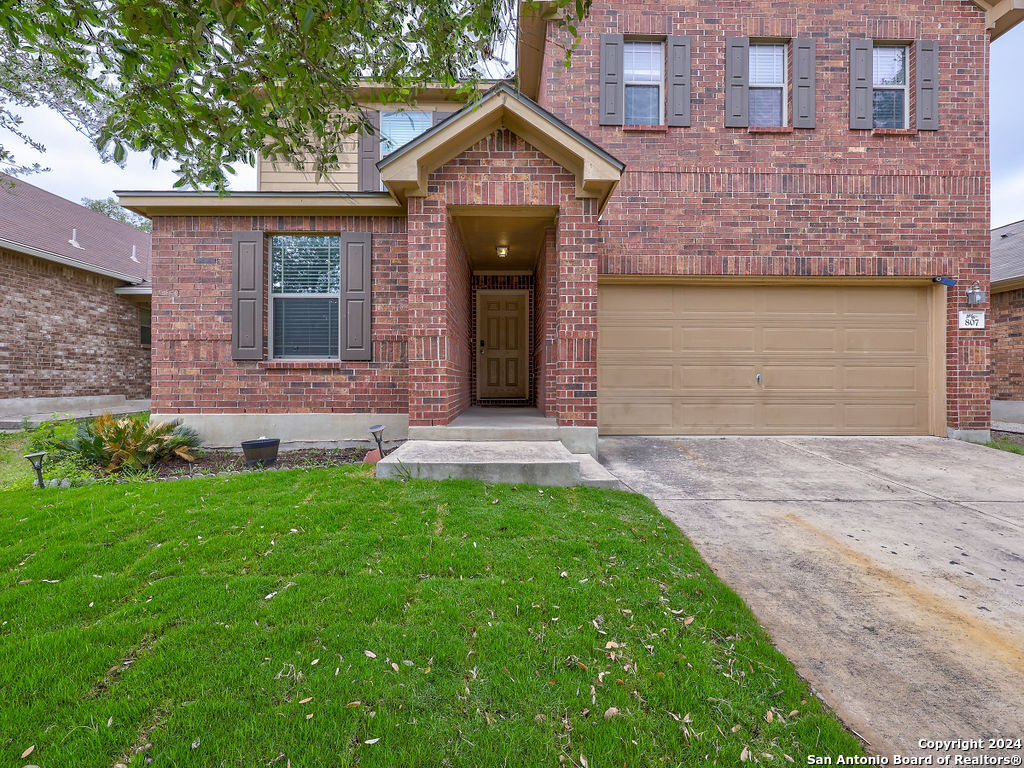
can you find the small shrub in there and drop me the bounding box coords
[54,414,202,474]
[25,413,79,457]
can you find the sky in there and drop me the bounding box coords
[4,23,1024,227]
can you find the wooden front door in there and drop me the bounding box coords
[477,289,529,400]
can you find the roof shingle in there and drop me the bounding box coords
[991,218,1024,286]
[0,173,150,282]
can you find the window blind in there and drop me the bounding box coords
[380,111,432,157]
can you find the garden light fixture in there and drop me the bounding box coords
[369,424,386,456]
[965,281,985,306]
[24,452,46,489]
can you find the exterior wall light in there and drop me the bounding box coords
[965,281,986,306]
[369,424,386,456]
[496,245,509,259]
[24,452,46,489]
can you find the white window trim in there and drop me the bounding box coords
[623,40,665,126]
[749,42,788,127]
[268,234,342,361]
[872,44,910,129]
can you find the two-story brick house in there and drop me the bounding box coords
[119,0,1022,451]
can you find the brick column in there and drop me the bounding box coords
[946,249,992,441]
[554,198,599,427]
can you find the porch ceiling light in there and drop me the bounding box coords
[24,452,46,489]
[965,281,986,306]
[369,424,386,456]
[496,245,509,259]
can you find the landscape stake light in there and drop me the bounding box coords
[965,281,986,306]
[369,424,386,456]
[24,452,46,489]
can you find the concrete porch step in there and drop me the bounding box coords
[377,440,621,488]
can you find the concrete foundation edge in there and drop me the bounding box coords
[0,394,139,418]
[946,428,992,444]
[153,412,410,448]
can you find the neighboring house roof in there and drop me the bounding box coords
[992,218,1024,291]
[377,82,625,213]
[0,173,150,284]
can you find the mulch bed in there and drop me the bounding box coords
[153,447,369,480]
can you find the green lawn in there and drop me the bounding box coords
[0,467,861,767]
[0,431,31,486]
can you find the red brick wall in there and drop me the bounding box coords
[445,220,473,418]
[534,229,558,416]
[538,0,991,432]
[149,216,407,414]
[0,247,151,400]
[408,129,598,427]
[992,288,1024,401]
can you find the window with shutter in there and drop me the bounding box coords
[623,41,664,125]
[380,111,432,157]
[872,45,909,129]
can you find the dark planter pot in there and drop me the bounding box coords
[241,438,280,467]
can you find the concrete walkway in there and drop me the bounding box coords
[601,437,1024,758]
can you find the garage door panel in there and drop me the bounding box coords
[681,327,757,351]
[598,283,935,436]
[762,328,837,352]
[601,325,675,352]
[679,365,758,390]
[845,328,924,354]
[762,365,837,390]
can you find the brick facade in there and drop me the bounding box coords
[150,216,408,415]
[0,247,151,400]
[539,0,991,433]
[149,0,994,437]
[991,288,1024,401]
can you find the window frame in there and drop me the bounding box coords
[748,41,789,128]
[871,43,910,129]
[268,234,342,361]
[623,39,665,126]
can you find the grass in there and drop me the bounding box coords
[987,438,1024,456]
[0,467,862,767]
[0,431,31,486]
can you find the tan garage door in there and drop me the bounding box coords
[598,282,939,435]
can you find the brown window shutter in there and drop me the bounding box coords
[793,38,817,129]
[666,36,692,127]
[916,40,939,131]
[231,230,264,360]
[357,110,381,191]
[340,232,372,361]
[724,37,749,128]
[432,111,456,126]
[850,39,874,129]
[599,33,624,126]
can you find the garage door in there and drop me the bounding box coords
[598,283,938,435]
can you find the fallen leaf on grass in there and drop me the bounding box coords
[107,716,113,727]
[306,713,313,720]
[391,662,400,672]
[683,616,695,626]
[365,738,380,745]
[21,745,35,758]
[346,701,361,708]
[364,650,377,659]
[765,709,774,723]
[192,737,201,749]
[740,746,750,762]
[731,724,742,733]
[311,658,319,665]
[299,697,313,704]
[604,707,619,718]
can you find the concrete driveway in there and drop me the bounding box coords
[600,437,1024,758]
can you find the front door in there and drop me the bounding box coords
[477,289,529,400]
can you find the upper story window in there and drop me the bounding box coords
[380,111,432,157]
[872,45,909,129]
[270,235,340,359]
[748,43,787,127]
[623,41,663,125]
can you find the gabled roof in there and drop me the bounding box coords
[377,82,624,213]
[970,0,1024,40]
[0,173,150,283]
[992,218,1024,290]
